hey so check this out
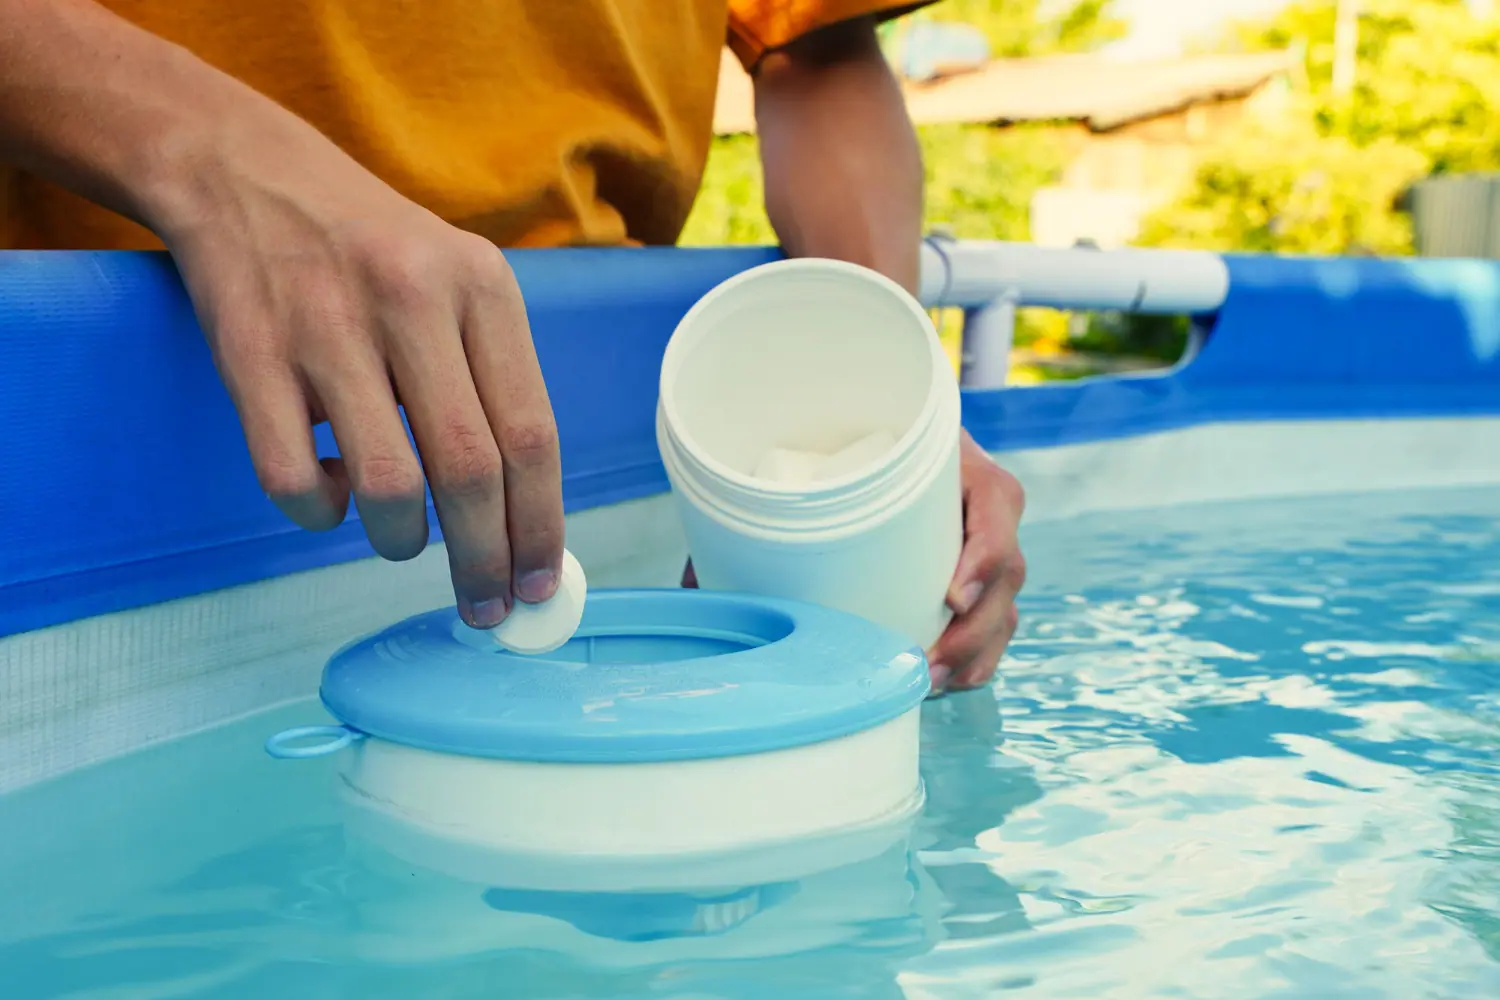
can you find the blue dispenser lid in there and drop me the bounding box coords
[319,589,929,764]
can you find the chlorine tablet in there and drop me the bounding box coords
[489,549,588,655]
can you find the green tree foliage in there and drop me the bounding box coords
[677,135,775,247]
[1143,0,1500,255]
[1240,0,1500,173]
[679,1,1122,249]
[918,0,1126,56]
[917,123,1070,240]
[1136,114,1426,255]
[678,123,1070,249]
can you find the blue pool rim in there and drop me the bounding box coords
[315,589,930,764]
[2,247,1499,637]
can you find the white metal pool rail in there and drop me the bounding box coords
[916,238,1230,388]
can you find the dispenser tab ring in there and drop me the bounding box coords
[265,725,365,760]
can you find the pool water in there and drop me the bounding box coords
[3,486,1499,998]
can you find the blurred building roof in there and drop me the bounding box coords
[713,48,1297,136]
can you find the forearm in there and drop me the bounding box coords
[752,17,923,295]
[0,0,338,237]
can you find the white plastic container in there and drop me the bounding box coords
[657,258,963,648]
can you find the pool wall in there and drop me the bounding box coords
[2,248,1499,792]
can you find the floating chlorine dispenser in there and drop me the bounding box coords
[266,588,929,856]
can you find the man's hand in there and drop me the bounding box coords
[169,148,563,630]
[927,431,1026,694]
[0,0,564,628]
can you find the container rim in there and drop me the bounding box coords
[657,257,953,497]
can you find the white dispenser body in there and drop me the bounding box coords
[337,706,923,858]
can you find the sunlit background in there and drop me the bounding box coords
[683,0,1500,382]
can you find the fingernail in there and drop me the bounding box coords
[515,569,558,605]
[928,663,951,697]
[954,581,984,615]
[461,596,510,629]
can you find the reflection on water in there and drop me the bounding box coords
[0,486,1498,997]
[935,486,1500,998]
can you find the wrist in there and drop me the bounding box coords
[124,68,269,241]
[113,45,332,242]
[124,106,225,239]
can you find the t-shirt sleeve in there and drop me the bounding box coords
[726,1,933,73]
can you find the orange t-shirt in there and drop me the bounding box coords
[1,0,917,251]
